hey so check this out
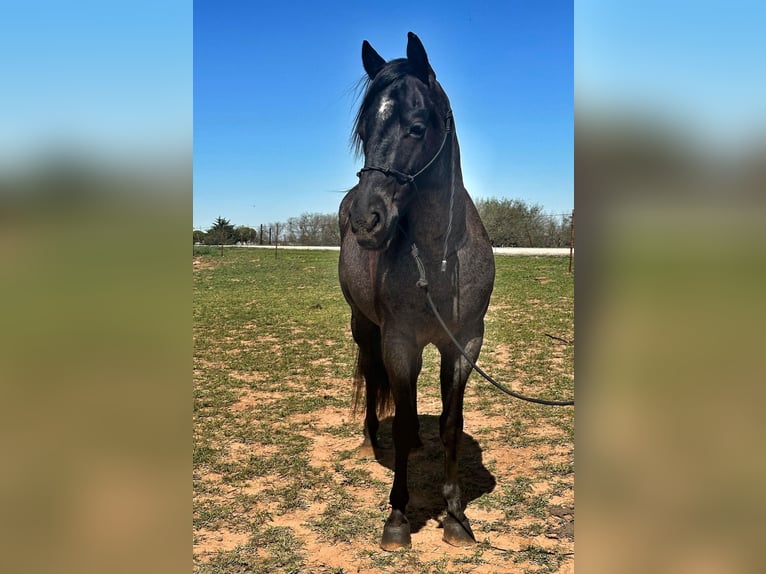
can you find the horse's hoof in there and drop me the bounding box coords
[357,441,375,458]
[380,517,411,551]
[442,513,476,547]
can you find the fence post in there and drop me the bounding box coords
[568,209,574,274]
[275,223,279,258]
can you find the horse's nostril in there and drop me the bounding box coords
[369,211,381,230]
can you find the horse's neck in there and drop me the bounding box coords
[406,178,466,256]
[409,133,462,245]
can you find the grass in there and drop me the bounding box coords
[193,247,573,573]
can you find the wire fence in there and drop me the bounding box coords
[194,209,574,271]
[194,210,574,250]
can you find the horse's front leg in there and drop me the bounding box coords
[379,330,423,551]
[438,331,483,546]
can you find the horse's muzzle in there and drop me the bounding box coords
[349,195,397,250]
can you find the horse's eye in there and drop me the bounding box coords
[408,123,426,138]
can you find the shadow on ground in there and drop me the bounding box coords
[371,414,496,535]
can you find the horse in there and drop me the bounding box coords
[338,32,496,550]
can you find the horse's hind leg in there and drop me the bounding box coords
[438,333,483,547]
[351,312,387,454]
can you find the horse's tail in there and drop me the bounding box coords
[352,348,394,418]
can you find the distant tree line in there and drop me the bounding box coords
[474,198,572,248]
[194,200,572,248]
[281,212,340,246]
[194,217,258,245]
[193,213,339,246]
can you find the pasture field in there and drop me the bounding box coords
[193,248,574,573]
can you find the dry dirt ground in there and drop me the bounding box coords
[194,380,573,572]
[193,253,573,573]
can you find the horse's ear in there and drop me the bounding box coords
[406,32,434,82]
[362,40,386,79]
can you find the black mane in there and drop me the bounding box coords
[351,59,423,157]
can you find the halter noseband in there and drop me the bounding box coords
[356,109,456,272]
[356,110,453,185]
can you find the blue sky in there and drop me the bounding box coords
[576,0,766,147]
[193,1,573,230]
[2,1,762,231]
[0,2,191,166]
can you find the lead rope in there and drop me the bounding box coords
[410,244,575,407]
[440,136,455,272]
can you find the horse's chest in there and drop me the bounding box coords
[364,261,428,321]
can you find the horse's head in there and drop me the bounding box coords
[349,32,453,250]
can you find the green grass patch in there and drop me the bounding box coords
[194,249,573,572]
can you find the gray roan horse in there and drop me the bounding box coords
[338,32,495,550]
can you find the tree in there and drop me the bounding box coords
[234,225,257,244]
[475,198,529,247]
[206,216,236,245]
[475,198,570,247]
[281,212,340,246]
[193,229,206,244]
